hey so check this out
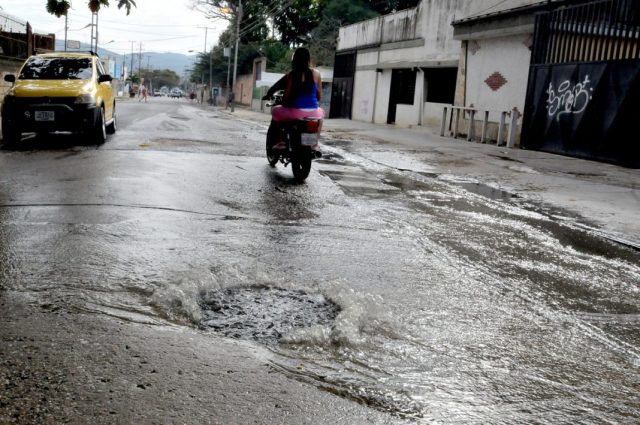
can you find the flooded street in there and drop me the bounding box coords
[1,98,638,423]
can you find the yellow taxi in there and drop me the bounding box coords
[1,51,116,145]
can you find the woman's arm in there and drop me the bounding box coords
[264,74,288,99]
[314,69,322,101]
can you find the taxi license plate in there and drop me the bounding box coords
[35,111,55,122]
[301,133,317,146]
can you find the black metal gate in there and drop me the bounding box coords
[522,0,640,167]
[329,52,356,119]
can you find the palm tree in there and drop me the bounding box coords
[46,0,70,17]
[45,0,136,16]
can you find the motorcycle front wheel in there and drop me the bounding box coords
[291,150,312,182]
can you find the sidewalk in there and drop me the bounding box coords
[216,105,640,249]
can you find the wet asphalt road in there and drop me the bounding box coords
[0,97,639,423]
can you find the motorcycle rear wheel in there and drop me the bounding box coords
[266,139,279,166]
[291,151,312,182]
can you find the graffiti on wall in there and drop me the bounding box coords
[546,75,593,121]
[523,61,640,167]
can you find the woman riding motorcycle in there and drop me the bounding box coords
[263,47,324,152]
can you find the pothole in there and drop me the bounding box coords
[198,286,340,344]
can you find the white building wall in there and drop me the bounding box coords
[465,35,531,113]
[378,47,425,64]
[396,72,424,127]
[352,50,380,122]
[352,70,377,122]
[335,0,536,126]
[374,71,392,124]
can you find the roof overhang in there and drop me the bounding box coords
[451,0,593,40]
[357,59,459,71]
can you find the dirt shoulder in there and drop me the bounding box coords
[0,292,396,425]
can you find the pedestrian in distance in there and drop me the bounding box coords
[138,83,148,103]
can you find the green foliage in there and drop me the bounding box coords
[192,0,420,77]
[46,0,70,17]
[143,69,180,89]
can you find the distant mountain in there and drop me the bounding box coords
[54,40,195,75]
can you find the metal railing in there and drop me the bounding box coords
[531,0,640,65]
[0,11,29,61]
[440,106,521,148]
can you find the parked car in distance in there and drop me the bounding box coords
[1,51,116,146]
[169,89,183,98]
[153,90,162,97]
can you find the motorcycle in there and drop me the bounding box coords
[265,91,322,183]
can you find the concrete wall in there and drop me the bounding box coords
[337,0,530,55]
[234,74,253,106]
[338,6,421,50]
[423,102,449,129]
[335,0,537,128]
[0,58,23,105]
[464,35,532,113]
[352,70,377,122]
[374,71,392,124]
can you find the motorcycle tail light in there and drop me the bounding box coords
[304,120,320,133]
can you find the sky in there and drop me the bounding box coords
[1,0,227,56]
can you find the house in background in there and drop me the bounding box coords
[251,57,333,114]
[452,0,639,165]
[1,11,56,101]
[330,0,539,129]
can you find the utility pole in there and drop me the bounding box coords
[138,43,142,77]
[202,27,207,84]
[224,46,231,109]
[199,26,216,104]
[89,12,98,53]
[130,41,134,79]
[231,0,242,112]
[209,48,213,101]
[64,12,68,51]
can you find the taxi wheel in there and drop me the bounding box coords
[93,107,107,145]
[106,103,117,134]
[1,122,21,148]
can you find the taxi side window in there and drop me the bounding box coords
[96,59,106,77]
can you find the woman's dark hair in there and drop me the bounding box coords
[287,47,314,102]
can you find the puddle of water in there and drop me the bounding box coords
[198,286,340,344]
[460,182,517,201]
[488,154,524,163]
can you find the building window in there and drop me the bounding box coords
[391,68,417,105]
[424,67,457,104]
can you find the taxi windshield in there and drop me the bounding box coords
[19,57,93,80]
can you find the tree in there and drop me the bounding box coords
[269,0,321,46]
[46,0,136,17]
[192,0,421,72]
[139,69,179,88]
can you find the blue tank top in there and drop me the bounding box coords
[293,81,319,109]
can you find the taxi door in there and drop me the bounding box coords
[96,59,114,121]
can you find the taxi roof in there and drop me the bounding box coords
[33,51,98,59]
